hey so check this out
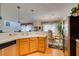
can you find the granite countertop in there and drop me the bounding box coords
[0,34,47,44]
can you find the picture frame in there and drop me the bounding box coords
[6,22,10,26]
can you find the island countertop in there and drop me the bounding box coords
[0,32,47,44]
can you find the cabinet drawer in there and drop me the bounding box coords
[30,40,35,43]
[20,38,29,42]
[20,39,29,44]
[20,41,29,44]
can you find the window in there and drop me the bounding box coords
[21,25,26,32]
[43,23,57,35]
[21,25,33,32]
[26,25,33,32]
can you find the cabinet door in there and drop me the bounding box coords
[76,42,79,56]
[76,47,79,56]
[38,37,46,52]
[30,37,38,52]
[3,44,16,56]
[0,49,2,56]
[19,38,29,55]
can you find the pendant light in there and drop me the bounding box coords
[17,6,21,23]
[0,3,2,20]
[31,9,35,25]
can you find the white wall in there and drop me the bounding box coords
[3,20,21,32]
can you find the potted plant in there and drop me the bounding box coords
[70,7,77,16]
[76,4,79,16]
[70,4,79,16]
[56,22,62,36]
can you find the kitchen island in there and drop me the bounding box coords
[0,32,47,56]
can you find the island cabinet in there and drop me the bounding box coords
[76,41,79,56]
[19,38,30,55]
[16,38,30,56]
[3,44,16,56]
[16,37,46,56]
[38,37,46,52]
[0,44,16,56]
[0,49,2,56]
[29,37,38,53]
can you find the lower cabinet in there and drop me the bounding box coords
[30,37,38,53]
[76,47,79,56]
[16,38,30,56]
[38,37,45,52]
[76,42,79,56]
[3,44,16,56]
[0,44,16,56]
[0,49,2,56]
[19,38,30,55]
[16,37,46,56]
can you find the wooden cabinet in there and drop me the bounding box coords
[0,49,2,56]
[38,37,45,52]
[30,37,38,52]
[3,44,16,56]
[18,38,30,56]
[76,41,79,56]
[16,37,46,56]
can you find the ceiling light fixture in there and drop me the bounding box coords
[17,6,21,23]
[0,3,2,20]
[31,9,35,24]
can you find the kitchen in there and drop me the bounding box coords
[0,3,79,56]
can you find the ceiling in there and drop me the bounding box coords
[1,3,77,23]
